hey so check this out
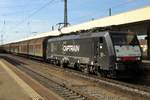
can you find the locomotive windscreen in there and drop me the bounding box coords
[110,33,141,59]
[111,34,139,45]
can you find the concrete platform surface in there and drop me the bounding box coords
[0,59,44,100]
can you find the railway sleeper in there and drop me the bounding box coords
[61,88,71,93]
[62,93,79,97]
[61,89,71,93]
[80,65,89,74]
[68,96,86,100]
[74,97,87,100]
[67,94,81,97]
[60,93,72,96]
[66,93,86,98]
[55,87,65,91]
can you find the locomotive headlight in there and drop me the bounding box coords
[77,60,80,63]
[116,57,121,61]
[137,57,140,60]
[91,61,94,65]
[100,46,102,49]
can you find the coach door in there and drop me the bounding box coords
[96,37,108,69]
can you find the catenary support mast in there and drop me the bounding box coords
[64,0,68,27]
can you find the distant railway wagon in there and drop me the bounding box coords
[3,44,10,53]
[11,43,19,54]
[3,31,142,78]
[5,37,49,59]
[28,38,46,58]
[18,41,28,54]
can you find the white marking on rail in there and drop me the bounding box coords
[0,60,45,100]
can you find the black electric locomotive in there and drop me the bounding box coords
[46,31,142,78]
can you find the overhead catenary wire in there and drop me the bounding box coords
[0,20,5,33]
[0,1,57,16]
[111,0,138,8]
[1,9,35,16]
[11,0,57,32]
[71,0,144,24]
[108,0,150,15]
[0,3,46,8]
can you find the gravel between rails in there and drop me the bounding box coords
[1,54,150,100]
[0,55,87,100]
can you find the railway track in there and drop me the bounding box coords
[68,69,150,98]
[1,54,150,99]
[17,65,87,100]
[1,55,87,100]
[29,57,150,96]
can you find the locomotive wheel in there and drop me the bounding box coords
[60,62,64,68]
[95,66,102,77]
[50,60,54,64]
[100,71,107,77]
[56,60,60,66]
[59,60,64,68]
[74,63,80,70]
[61,62,68,68]
[96,71,101,77]
[109,70,117,78]
[82,65,89,74]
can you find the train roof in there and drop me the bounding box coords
[7,6,150,44]
[47,31,137,42]
[48,31,109,42]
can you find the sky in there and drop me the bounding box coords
[0,0,149,44]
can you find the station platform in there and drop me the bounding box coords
[143,60,150,64]
[0,58,63,100]
[142,60,150,70]
[0,59,45,100]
